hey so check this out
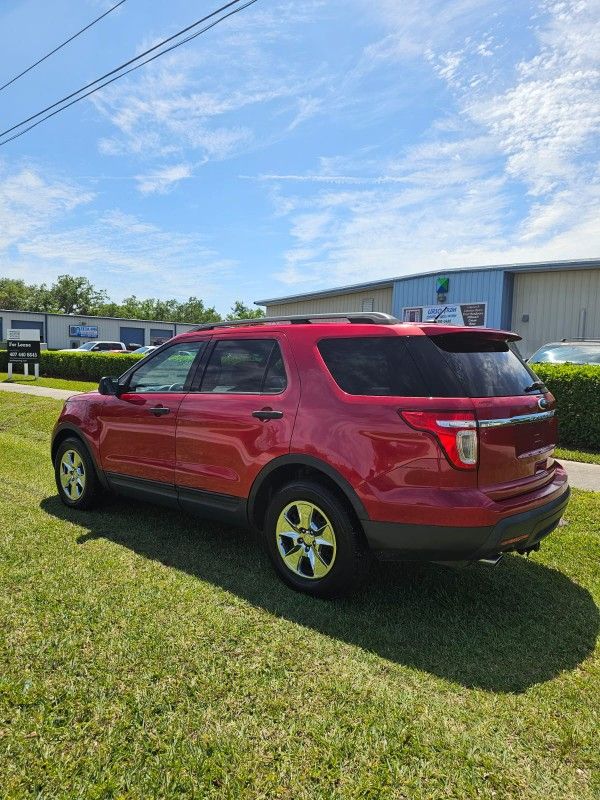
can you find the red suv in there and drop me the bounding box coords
[51,313,570,597]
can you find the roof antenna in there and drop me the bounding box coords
[433,306,448,323]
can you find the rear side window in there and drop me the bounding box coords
[424,334,542,397]
[318,337,428,396]
[200,339,287,394]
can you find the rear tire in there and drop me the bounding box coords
[263,480,372,597]
[54,437,101,510]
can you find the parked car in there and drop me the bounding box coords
[529,340,600,365]
[61,341,127,353]
[131,345,158,355]
[51,313,569,597]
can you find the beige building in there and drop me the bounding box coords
[256,258,600,357]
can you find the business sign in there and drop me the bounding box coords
[7,329,41,364]
[402,302,487,327]
[436,276,449,303]
[69,325,99,338]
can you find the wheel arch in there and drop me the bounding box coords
[51,424,108,489]
[247,454,368,532]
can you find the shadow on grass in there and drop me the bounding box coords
[41,494,598,693]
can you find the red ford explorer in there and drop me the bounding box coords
[51,313,570,597]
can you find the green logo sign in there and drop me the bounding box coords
[436,277,449,295]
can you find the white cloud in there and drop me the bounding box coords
[135,163,194,195]
[254,0,600,293]
[0,164,235,302]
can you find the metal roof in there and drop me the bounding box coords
[0,308,197,326]
[255,257,600,306]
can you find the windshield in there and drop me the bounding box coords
[76,342,96,351]
[530,343,600,364]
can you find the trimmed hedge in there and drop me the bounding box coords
[0,350,143,382]
[532,363,600,450]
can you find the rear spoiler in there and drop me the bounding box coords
[418,324,521,342]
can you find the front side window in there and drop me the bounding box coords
[127,341,205,393]
[200,339,287,394]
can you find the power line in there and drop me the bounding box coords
[0,0,128,93]
[0,0,250,143]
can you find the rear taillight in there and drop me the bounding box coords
[400,411,478,470]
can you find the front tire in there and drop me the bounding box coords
[264,480,371,597]
[54,437,100,510]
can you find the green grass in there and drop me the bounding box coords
[0,371,96,392]
[556,447,600,466]
[0,393,598,799]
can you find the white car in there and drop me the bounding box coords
[61,341,127,353]
[131,345,158,355]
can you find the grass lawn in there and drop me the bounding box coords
[0,393,598,799]
[556,447,600,466]
[0,372,97,393]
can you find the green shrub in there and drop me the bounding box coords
[532,363,600,451]
[0,350,143,382]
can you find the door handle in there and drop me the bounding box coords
[252,409,283,421]
[149,405,171,416]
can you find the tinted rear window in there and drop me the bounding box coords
[318,337,428,396]
[318,334,542,398]
[425,334,542,397]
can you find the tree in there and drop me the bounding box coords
[0,278,31,310]
[47,275,109,315]
[177,297,222,324]
[227,301,265,320]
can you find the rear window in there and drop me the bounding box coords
[428,334,542,397]
[318,334,543,398]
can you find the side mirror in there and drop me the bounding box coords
[98,376,123,396]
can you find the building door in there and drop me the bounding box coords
[119,326,145,349]
[11,319,44,341]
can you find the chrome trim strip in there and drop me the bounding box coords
[478,410,556,428]
[436,410,556,429]
[436,419,477,429]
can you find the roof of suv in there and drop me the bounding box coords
[171,312,520,342]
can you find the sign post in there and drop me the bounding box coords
[7,329,41,381]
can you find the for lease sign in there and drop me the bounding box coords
[7,329,41,364]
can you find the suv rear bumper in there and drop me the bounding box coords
[363,484,570,562]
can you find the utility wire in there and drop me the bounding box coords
[0,0,128,93]
[0,0,258,149]
[0,0,249,142]
[0,0,259,148]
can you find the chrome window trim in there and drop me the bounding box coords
[436,409,556,429]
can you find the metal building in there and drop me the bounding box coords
[0,309,198,350]
[255,258,600,356]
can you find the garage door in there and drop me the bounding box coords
[149,328,174,345]
[119,327,145,349]
[511,269,600,357]
[11,319,44,341]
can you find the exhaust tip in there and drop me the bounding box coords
[478,554,503,567]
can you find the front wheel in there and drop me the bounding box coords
[263,481,372,597]
[54,437,101,510]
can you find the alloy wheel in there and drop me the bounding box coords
[275,500,337,580]
[59,450,86,501]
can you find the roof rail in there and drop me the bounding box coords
[190,312,400,332]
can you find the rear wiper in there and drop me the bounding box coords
[524,381,545,393]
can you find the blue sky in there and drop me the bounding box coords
[0,0,598,313]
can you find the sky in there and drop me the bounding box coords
[0,0,598,313]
